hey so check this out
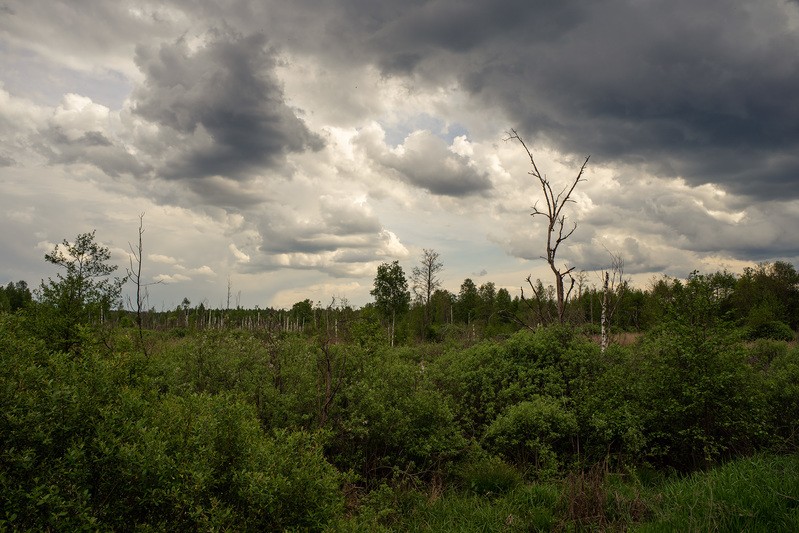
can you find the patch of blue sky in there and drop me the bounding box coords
[0,42,132,108]
[380,112,470,147]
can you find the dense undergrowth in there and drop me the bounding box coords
[2,308,799,531]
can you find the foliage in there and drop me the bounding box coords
[429,327,592,441]
[483,396,578,478]
[0,315,343,531]
[331,346,467,486]
[34,231,125,352]
[454,454,523,496]
[571,344,647,468]
[640,454,799,532]
[0,281,32,312]
[633,321,768,470]
[747,320,796,341]
[6,242,799,529]
[764,344,799,448]
[734,261,799,329]
[370,260,410,345]
[370,261,411,319]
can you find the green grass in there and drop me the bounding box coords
[330,454,799,532]
[636,454,799,532]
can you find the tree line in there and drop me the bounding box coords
[2,232,798,352]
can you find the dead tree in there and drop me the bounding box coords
[599,250,625,354]
[318,296,347,428]
[411,248,443,335]
[506,129,589,324]
[126,213,161,356]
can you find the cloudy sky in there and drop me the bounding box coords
[2,0,799,309]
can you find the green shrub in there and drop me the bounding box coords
[483,396,578,478]
[634,323,769,470]
[764,346,799,448]
[456,455,523,496]
[430,328,593,441]
[747,320,796,341]
[747,338,789,368]
[0,316,344,531]
[332,346,466,486]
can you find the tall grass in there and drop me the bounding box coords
[331,454,799,532]
[637,454,799,532]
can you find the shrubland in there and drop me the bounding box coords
[1,234,798,530]
[2,307,798,530]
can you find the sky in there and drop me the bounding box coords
[2,0,799,310]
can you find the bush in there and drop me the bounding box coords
[332,346,466,486]
[634,323,769,470]
[456,455,523,496]
[764,345,799,448]
[747,320,796,342]
[430,328,593,441]
[0,316,344,531]
[747,338,789,368]
[483,396,578,478]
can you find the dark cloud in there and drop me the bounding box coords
[297,0,799,202]
[370,0,582,71]
[132,31,322,181]
[38,126,150,178]
[361,129,491,197]
[259,203,378,256]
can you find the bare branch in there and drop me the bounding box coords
[506,129,589,324]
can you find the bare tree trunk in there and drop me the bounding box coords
[601,271,610,354]
[126,213,160,356]
[411,249,443,335]
[599,251,625,354]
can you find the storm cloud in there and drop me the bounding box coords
[131,31,323,181]
[342,0,799,201]
[2,0,799,308]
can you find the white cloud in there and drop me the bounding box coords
[229,244,251,264]
[148,254,178,265]
[190,265,216,276]
[153,273,191,283]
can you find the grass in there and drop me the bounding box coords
[330,454,799,532]
[636,454,799,532]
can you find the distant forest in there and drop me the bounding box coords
[3,246,797,346]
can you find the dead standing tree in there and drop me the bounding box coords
[599,250,626,354]
[506,129,589,324]
[126,213,161,356]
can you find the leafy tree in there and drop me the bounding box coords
[734,261,799,330]
[0,281,32,312]
[429,288,455,325]
[478,282,497,325]
[495,287,514,325]
[456,278,479,324]
[370,260,411,346]
[36,231,125,351]
[290,299,314,330]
